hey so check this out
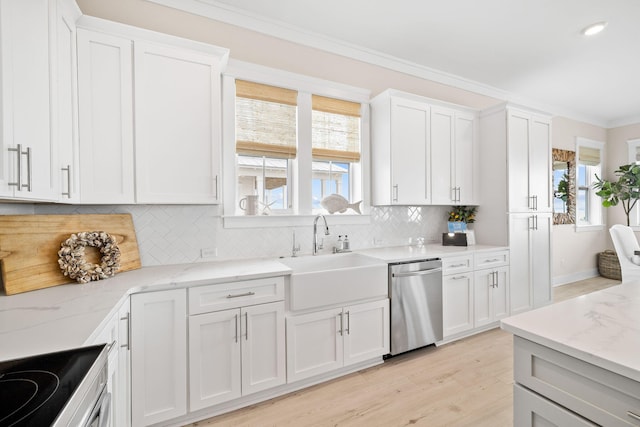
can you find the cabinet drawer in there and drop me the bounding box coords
[514,384,597,427]
[442,255,473,274]
[474,250,509,269]
[515,337,640,426]
[189,276,285,315]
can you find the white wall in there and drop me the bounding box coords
[605,124,640,228]
[551,117,608,284]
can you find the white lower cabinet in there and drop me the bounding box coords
[188,301,286,411]
[442,250,510,340]
[473,266,509,328]
[116,300,131,427]
[131,289,187,427]
[442,272,474,337]
[286,299,389,383]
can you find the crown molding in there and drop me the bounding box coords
[146,0,634,129]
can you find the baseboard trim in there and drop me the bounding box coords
[552,269,599,287]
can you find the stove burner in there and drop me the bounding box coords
[0,345,104,427]
[0,370,60,426]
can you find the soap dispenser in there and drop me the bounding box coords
[343,235,350,251]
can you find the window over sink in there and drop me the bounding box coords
[221,61,370,227]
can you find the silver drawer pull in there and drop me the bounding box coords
[449,263,467,268]
[226,291,256,299]
[483,258,501,263]
[451,275,468,280]
[628,411,640,421]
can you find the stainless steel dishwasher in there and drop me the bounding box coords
[388,258,443,356]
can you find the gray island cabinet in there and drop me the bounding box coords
[501,284,640,426]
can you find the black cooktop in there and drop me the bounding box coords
[0,345,104,427]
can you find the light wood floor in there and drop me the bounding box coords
[187,276,620,427]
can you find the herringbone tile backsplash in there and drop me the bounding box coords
[15,204,449,266]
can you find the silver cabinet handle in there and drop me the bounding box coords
[24,146,32,191]
[214,175,219,200]
[338,312,343,336]
[8,144,22,190]
[483,258,501,263]
[61,165,71,198]
[234,313,239,343]
[345,311,350,335]
[120,312,130,350]
[226,291,256,299]
[451,275,468,280]
[448,263,467,268]
[628,411,640,421]
[392,184,399,202]
[244,312,249,341]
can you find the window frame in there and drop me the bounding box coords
[575,137,605,232]
[221,60,371,228]
[627,138,640,229]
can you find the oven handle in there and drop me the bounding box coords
[82,387,111,427]
[392,267,442,278]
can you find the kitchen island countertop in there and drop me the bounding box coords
[501,282,640,382]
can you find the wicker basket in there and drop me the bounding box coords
[598,250,622,280]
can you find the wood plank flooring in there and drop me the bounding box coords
[187,276,620,427]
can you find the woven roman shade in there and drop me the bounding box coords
[579,146,601,166]
[312,95,361,162]
[236,80,298,159]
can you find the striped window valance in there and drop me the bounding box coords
[236,80,298,159]
[312,95,361,163]
[579,146,601,166]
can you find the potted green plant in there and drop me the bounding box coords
[447,206,477,232]
[594,163,640,226]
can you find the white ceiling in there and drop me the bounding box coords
[155,0,640,128]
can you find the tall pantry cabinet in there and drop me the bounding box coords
[477,104,552,315]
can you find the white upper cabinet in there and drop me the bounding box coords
[77,29,135,204]
[54,0,81,203]
[75,17,229,204]
[507,109,552,213]
[134,42,222,203]
[371,91,430,205]
[0,0,58,201]
[371,89,478,206]
[431,106,476,205]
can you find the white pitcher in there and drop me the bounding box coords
[239,195,259,215]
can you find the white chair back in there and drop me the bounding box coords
[609,224,640,284]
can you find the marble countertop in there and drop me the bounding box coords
[501,283,640,382]
[0,243,505,362]
[0,258,290,361]
[360,243,508,263]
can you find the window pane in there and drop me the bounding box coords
[577,164,588,187]
[312,161,351,211]
[237,155,288,214]
[577,188,588,223]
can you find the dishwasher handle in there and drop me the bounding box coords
[392,267,442,278]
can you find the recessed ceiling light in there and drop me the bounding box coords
[582,21,607,36]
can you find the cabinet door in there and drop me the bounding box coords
[54,0,80,203]
[454,112,475,204]
[131,290,187,426]
[529,117,552,212]
[509,213,533,315]
[0,0,56,200]
[431,107,454,204]
[77,29,135,203]
[286,308,343,383]
[474,267,509,328]
[116,299,131,427]
[532,213,552,308]
[442,273,474,337]
[188,308,241,410]
[390,97,430,205]
[343,299,389,366]
[507,111,532,212]
[241,302,286,396]
[134,42,221,204]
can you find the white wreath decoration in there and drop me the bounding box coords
[58,231,121,284]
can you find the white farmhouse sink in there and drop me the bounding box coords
[280,253,388,311]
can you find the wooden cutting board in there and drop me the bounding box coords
[0,214,141,295]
